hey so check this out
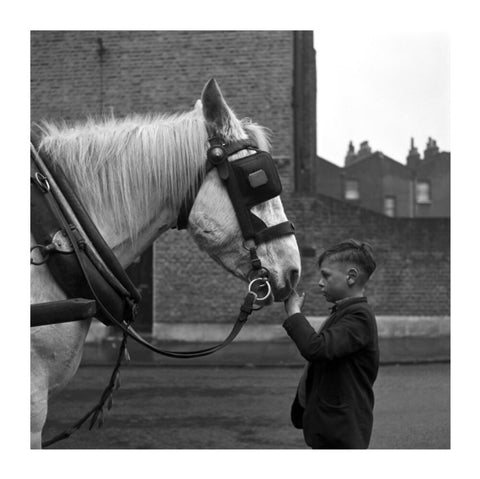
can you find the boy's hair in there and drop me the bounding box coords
[318,239,377,278]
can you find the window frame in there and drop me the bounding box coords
[416,180,432,204]
[384,195,396,217]
[344,178,360,201]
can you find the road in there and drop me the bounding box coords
[42,362,450,449]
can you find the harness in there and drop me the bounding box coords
[31,135,295,446]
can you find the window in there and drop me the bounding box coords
[344,179,359,200]
[416,181,431,204]
[384,196,396,217]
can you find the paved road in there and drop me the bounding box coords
[42,363,450,449]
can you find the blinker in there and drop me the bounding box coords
[230,150,282,208]
[176,137,293,245]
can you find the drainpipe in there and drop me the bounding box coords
[97,37,107,116]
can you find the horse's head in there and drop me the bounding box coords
[187,79,301,303]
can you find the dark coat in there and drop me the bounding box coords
[283,297,379,449]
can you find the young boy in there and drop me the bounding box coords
[283,239,379,449]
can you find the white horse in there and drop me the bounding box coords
[30,79,301,448]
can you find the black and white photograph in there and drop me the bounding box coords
[6,0,477,476]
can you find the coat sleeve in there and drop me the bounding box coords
[283,311,373,362]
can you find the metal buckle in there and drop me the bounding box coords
[242,239,256,251]
[34,172,51,193]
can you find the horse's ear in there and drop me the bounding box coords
[201,78,235,136]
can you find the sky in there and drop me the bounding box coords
[314,31,450,166]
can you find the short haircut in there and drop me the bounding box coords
[318,239,376,278]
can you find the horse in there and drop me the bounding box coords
[30,78,301,449]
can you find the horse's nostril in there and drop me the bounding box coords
[289,269,300,288]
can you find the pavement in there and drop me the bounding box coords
[43,362,451,449]
[46,329,451,450]
[81,335,450,367]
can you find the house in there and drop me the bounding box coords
[409,138,450,218]
[315,138,450,218]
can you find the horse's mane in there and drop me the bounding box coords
[37,107,270,241]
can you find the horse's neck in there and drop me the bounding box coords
[60,118,205,267]
[107,219,172,267]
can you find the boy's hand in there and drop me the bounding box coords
[284,291,306,317]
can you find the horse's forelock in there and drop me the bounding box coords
[241,120,272,152]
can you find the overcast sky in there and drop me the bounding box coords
[314,31,450,166]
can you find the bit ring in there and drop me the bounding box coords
[248,277,272,302]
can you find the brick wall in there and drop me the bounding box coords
[285,194,450,317]
[31,30,295,160]
[154,190,450,327]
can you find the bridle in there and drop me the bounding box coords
[176,136,295,300]
[120,136,296,354]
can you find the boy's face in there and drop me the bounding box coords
[318,258,353,303]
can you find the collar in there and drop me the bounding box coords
[329,296,367,313]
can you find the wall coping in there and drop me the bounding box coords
[86,315,450,343]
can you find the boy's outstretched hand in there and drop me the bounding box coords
[284,290,306,317]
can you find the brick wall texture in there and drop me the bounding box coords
[31,30,294,160]
[31,31,450,330]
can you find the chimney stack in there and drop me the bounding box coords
[424,137,440,162]
[345,141,356,166]
[407,137,421,169]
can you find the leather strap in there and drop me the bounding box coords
[254,221,295,245]
[108,291,256,358]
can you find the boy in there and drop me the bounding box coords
[283,239,379,449]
